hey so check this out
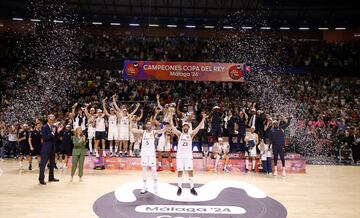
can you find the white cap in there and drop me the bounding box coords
[90,108,95,111]
[218,137,223,141]
[213,106,220,109]
[97,109,102,113]
[182,122,190,127]
[66,125,71,128]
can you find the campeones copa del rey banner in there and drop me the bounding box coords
[123,60,249,82]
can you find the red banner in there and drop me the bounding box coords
[124,60,248,82]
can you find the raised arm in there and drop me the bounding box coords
[71,102,78,116]
[84,103,90,118]
[102,98,111,117]
[112,95,121,112]
[156,94,164,110]
[279,116,292,130]
[152,108,162,127]
[136,109,143,121]
[176,99,185,117]
[169,116,181,137]
[130,103,140,116]
[191,111,206,137]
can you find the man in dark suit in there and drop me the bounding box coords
[38,114,62,185]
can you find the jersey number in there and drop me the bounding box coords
[182,142,189,147]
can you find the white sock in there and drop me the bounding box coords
[142,167,147,189]
[215,155,220,170]
[189,177,194,189]
[115,146,118,153]
[151,166,157,181]
[245,159,249,169]
[252,159,256,170]
[170,162,173,167]
[158,162,162,167]
[109,146,113,153]
[88,140,93,153]
[177,177,183,188]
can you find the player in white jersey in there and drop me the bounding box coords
[71,103,86,132]
[102,98,118,157]
[132,112,164,194]
[113,96,140,157]
[170,111,206,196]
[85,103,107,157]
[129,110,143,157]
[244,126,259,173]
[176,99,195,130]
[84,104,96,156]
[212,137,230,173]
[152,110,175,172]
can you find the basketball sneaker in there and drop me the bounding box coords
[140,188,147,194]
[190,188,198,196]
[176,187,182,196]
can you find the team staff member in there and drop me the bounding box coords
[268,117,292,176]
[60,125,72,169]
[18,124,31,170]
[70,127,87,182]
[29,122,42,168]
[39,114,62,185]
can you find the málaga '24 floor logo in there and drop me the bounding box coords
[93,180,287,218]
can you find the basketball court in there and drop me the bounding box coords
[0,160,359,218]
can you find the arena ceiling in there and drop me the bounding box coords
[0,0,359,28]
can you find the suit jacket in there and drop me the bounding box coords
[41,124,58,152]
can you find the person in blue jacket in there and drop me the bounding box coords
[38,114,63,185]
[268,116,292,176]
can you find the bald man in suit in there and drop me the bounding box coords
[39,114,62,185]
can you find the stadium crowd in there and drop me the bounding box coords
[0,33,359,168]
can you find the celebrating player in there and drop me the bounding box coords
[244,126,259,173]
[170,111,206,196]
[113,96,140,157]
[131,109,164,194]
[84,105,96,156]
[102,98,118,157]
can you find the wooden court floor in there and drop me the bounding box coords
[0,159,359,218]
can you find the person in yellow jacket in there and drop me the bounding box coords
[70,127,87,182]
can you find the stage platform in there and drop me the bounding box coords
[67,152,306,173]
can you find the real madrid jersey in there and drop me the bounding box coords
[141,130,156,156]
[176,132,193,159]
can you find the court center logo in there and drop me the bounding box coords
[93,180,287,218]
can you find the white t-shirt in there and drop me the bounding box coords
[95,116,106,132]
[176,132,193,159]
[141,130,156,156]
